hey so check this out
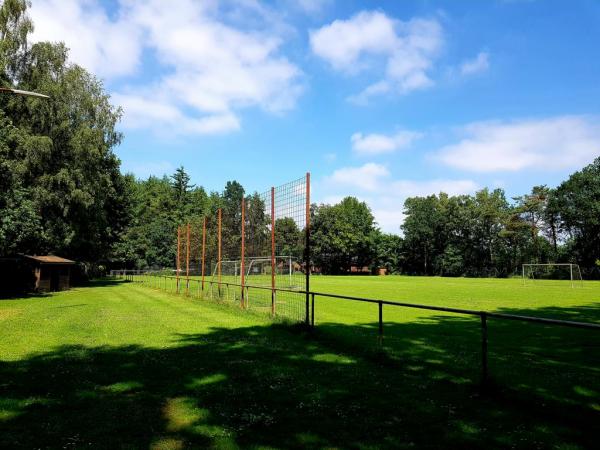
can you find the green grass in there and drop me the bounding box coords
[1,277,599,449]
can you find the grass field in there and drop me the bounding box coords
[1,276,599,448]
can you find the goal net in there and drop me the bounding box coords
[211,256,301,290]
[522,263,583,287]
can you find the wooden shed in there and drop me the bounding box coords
[24,255,75,291]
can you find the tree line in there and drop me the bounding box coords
[114,160,600,280]
[393,164,600,279]
[310,162,600,279]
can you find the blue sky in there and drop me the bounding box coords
[30,0,600,232]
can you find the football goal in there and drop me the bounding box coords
[522,263,583,287]
[211,256,301,289]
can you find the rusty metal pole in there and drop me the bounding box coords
[378,301,383,345]
[305,172,311,324]
[176,226,181,294]
[186,223,190,296]
[271,187,276,316]
[241,198,246,308]
[201,217,206,291]
[311,292,315,328]
[481,313,488,385]
[218,208,222,293]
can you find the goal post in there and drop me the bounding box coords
[522,263,583,288]
[211,256,299,289]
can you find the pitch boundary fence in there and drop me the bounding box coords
[111,270,600,386]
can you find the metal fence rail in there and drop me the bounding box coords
[110,270,600,385]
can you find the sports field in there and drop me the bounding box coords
[1,277,598,448]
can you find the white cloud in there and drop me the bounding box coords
[29,0,142,78]
[29,0,303,135]
[435,116,600,172]
[371,209,407,234]
[310,11,443,102]
[351,130,422,155]
[310,11,398,71]
[460,51,489,76]
[321,163,477,232]
[112,93,240,135]
[327,163,390,192]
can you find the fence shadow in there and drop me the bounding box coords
[1,313,598,449]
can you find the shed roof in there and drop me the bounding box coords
[23,255,75,264]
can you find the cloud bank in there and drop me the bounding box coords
[322,163,478,232]
[351,130,422,155]
[30,0,303,136]
[435,116,600,172]
[309,10,443,103]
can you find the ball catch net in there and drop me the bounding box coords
[175,174,310,322]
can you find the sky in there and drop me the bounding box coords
[28,0,600,233]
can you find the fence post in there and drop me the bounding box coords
[271,186,276,317]
[311,293,315,328]
[305,292,310,325]
[201,217,206,292]
[176,226,181,294]
[378,301,383,344]
[305,172,311,321]
[218,208,222,294]
[186,223,190,296]
[481,313,488,385]
[241,198,246,309]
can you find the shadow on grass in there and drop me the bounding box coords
[77,278,130,288]
[0,278,129,301]
[1,306,598,449]
[0,291,51,301]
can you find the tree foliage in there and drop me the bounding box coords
[311,197,377,274]
[552,157,600,271]
[109,158,600,280]
[0,0,128,261]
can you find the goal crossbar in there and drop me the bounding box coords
[522,263,579,266]
[522,263,583,288]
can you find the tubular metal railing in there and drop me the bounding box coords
[110,270,600,385]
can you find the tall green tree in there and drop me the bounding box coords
[372,232,403,274]
[0,0,128,261]
[221,181,244,259]
[514,185,552,261]
[552,157,600,275]
[0,0,32,83]
[245,192,269,258]
[275,217,303,260]
[312,197,377,274]
[402,195,444,275]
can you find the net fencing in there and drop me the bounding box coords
[174,174,310,322]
